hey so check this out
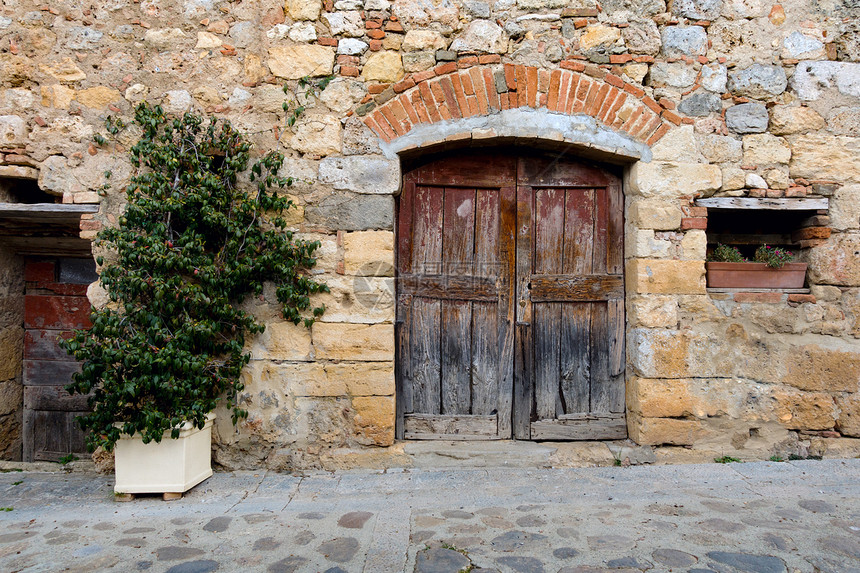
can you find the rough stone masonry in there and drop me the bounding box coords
[0,0,858,470]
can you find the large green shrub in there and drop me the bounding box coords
[62,103,328,452]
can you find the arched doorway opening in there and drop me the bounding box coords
[395,148,625,441]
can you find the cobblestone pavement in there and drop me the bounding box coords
[2,459,860,573]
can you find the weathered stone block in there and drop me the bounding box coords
[725,103,768,134]
[745,173,767,189]
[0,165,37,180]
[628,295,678,328]
[836,395,860,438]
[629,328,692,378]
[828,107,860,137]
[318,156,399,195]
[650,125,699,163]
[402,51,437,73]
[270,362,347,396]
[628,162,721,198]
[274,362,393,398]
[320,79,367,114]
[763,168,790,190]
[628,414,700,446]
[362,51,404,83]
[626,229,671,258]
[622,20,661,55]
[790,134,860,183]
[305,192,394,231]
[314,275,395,324]
[728,64,787,99]
[698,134,742,163]
[805,233,860,287]
[286,0,322,21]
[291,114,342,156]
[701,63,727,93]
[626,259,706,295]
[810,285,842,302]
[721,167,746,191]
[630,199,683,230]
[0,327,22,381]
[628,377,693,418]
[781,31,825,60]
[268,45,335,79]
[661,26,707,57]
[782,345,860,392]
[681,229,707,260]
[313,323,394,361]
[742,133,791,166]
[352,395,395,446]
[671,0,722,20]
[250,321,313,361]
[678,92,721,117]
[0,115,27,147]
[449,20,508,53]
[337,363,395,396]
[772,389,836,431]
[402,30,447,52]
[143,28,187,49]
[791,61,860,101]
[343,231,394,276]
[41,84,76,109]
[75,86,122,109]
[162,90,192,115]
[648,62,697,88]
[323,11,363,37]
[337,39,368,56]
[830,185,860,231]
[39,58,86,83]
[580,25,622,50]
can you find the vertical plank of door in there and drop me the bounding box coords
[395,177,415,438]
[497,185,517,438]
[590,187,611,413]
[23,409,35,462]
[607,177,626,410]
[533,188,564,420]
[440,187,475,415]
[471,188,500,416]
[560,188,594,414]
[513,182,534,439]
[410,185,443,414]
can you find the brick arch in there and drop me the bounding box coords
[356,61,685,155]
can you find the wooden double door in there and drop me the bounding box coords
[396,151,625,441]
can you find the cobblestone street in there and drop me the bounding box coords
[2,459,860,572]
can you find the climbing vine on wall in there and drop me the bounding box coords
[62,102,328,452]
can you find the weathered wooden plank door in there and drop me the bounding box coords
[516,156,626,440]
[22,258,95,461]
[397,154,516,439]
[397,151,625,441]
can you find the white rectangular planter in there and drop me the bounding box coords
[114,413,214,494]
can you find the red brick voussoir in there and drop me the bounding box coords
[358,62,678,147]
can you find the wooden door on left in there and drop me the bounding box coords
[23,258,95,462]
[396,155,517,440]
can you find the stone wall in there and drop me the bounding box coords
[0,0,858,467]
[0,239,24,461]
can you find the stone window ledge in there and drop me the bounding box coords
[707,288,814,305]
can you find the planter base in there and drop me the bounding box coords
[114,413,214,494]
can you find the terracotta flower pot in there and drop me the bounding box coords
[706,262,808,289]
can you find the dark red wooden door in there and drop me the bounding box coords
[397,151,625,440]
[23,258,95,461]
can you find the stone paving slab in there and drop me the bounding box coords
[1,460,860,572]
